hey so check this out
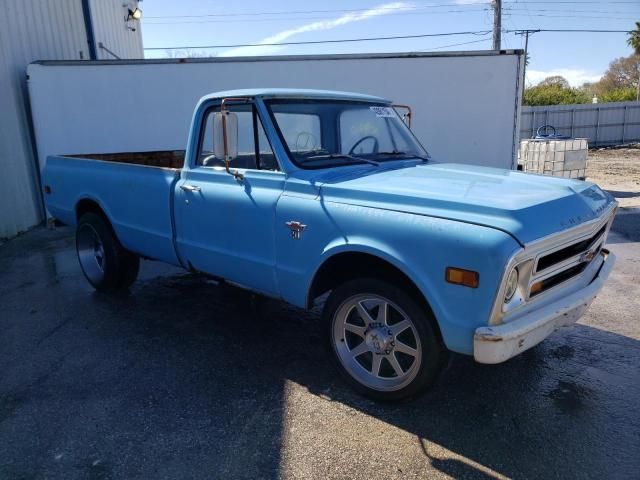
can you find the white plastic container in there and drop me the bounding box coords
[520,128,588,179]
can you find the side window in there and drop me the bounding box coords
[256,116,279,171]
[339,108,395,154]
[198,104,278,171]
[273,112,321,154]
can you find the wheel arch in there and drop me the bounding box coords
[76,197,111,224]
[75,197,119,240]
[306,248,444,343]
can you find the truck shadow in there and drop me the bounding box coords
[92,272,640,479]
[606,189,640,199]
[611,211,640,242]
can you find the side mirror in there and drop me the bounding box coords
[213,111,243,180]
[214,111,238,161]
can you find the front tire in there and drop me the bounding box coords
[76,212,140,291]
[323,278,445,401]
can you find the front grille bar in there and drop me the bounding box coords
[530,263,589,297]
[536,224,607,273]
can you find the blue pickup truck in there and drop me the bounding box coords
[43,89,617,400]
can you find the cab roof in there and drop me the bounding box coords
[200,88,391,104]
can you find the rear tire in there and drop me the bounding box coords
[76,212,140,291]
[323,277,446,401]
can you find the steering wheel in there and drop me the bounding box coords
[295,132,318,151]
[348,135,379,155]
[201,154,223,167]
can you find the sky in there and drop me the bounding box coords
[140,0,640,87]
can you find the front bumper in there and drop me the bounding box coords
[473,249,615,364]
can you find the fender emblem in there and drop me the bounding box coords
[285,221,306,240]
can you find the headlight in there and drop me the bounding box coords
[504,268,519,303]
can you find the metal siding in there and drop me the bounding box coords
[0,0,90,238]
[0,0,143,239]
[520,101,640,146]
[90,0,143,60]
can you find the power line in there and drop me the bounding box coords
[505,13,635,20]
[144,0,640,19]
[144,8,491,25]
[505,28,633,33]
[144,3,492,19]
[505,0,638,3]
[513,0,535,25]
[418,36,493,51]
[143,30,494,51]
[144,29,635,52]
[145,12,640,26]
[507,8,640,15]
[144,0,639,20]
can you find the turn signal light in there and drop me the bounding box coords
[530,281,544,296]
[445,267,479,288]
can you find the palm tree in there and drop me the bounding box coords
[628,22,640,100]
[628,21,640,55]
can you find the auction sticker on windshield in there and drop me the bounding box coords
[370,106,395,117]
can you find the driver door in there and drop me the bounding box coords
[174,101,285,296]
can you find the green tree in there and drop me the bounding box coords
[523,83,590,106]
[539,75,570,89]
[598,87,637,103]
[593,55,640,94]
[626,22,640,101]
[628,21,640,55]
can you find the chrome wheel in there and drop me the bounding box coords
[332,294,422,392]
[77,223,106,284]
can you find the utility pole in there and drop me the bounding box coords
[515,30,540,88]
[492,0,502,50]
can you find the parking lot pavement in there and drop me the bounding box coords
[1,222,639,480]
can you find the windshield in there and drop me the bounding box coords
[265,99,429,168]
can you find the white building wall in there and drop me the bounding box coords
[0,0,144,239]
[91,0,143,60]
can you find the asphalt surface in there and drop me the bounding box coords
[1,214,639,479]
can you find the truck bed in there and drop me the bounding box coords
[67,150,185,169]
[43,153,182,266]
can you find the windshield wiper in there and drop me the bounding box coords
[375,151,430,161]
[303,153,381,166]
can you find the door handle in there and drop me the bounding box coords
[180,184,201,192]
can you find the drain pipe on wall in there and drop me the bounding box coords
[81,0,97,60]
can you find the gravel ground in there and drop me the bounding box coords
[587,146,640,209]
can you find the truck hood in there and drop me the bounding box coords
[318,162,615,244]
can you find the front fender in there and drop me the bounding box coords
[275,195,521,355]
[307,237,440,313]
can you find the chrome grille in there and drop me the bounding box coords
[529,214,613,298]
[535,224,607,274]
[489,204,617,326]
[530,263,590,297]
